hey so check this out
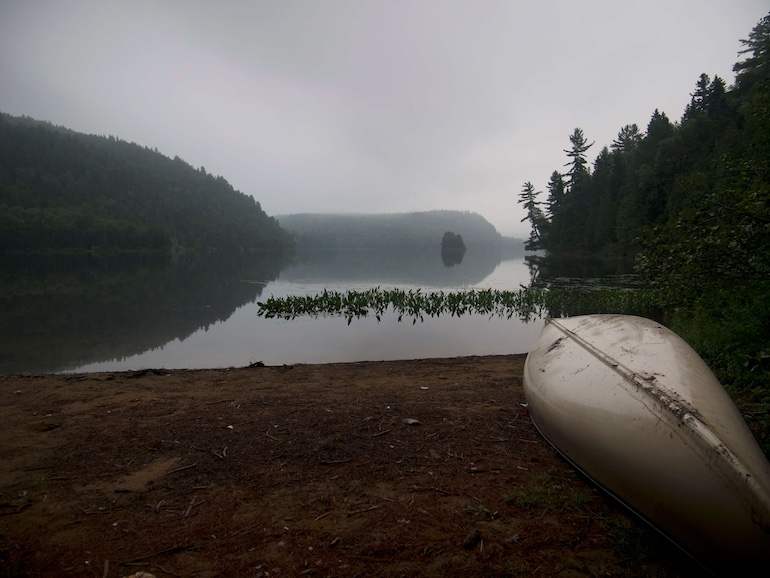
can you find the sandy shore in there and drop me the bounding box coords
[1,356,699,577]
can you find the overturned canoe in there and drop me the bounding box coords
[523,314,770,574]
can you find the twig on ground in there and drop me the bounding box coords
[230,522,259,537]
[205,399,235,405]
[166,463,197,476]
[120,545,191,564]
[348,504,384,516]
[184,498,206,517]
[78,507,108,515]
[412,486,450,495]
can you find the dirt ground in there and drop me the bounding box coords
[1,355,704,577]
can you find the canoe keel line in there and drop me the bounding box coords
[523,315,770,574]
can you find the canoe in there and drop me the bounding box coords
[523,314,770,574]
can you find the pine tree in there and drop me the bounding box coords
[705,76,729,118]
[517,181,547,250]
[556,128,595,251]
[734,13,770,90]
[563,128,594,190]
[682,73,711,121]
[545,171,565,218]
[611,124,643,153]
[543,172,566,252]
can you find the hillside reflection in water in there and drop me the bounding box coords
[2,248,542,374]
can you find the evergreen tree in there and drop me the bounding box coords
[733,13,770,90]
[644,109,674,142]
[545,171,566,218]
[513,12,768,259]
[611,124,643,153]
[704,76,729,119]
[591,147,620,248]
[563,128,594,190]
[551,128,594,251]
[517,181,547,250]
[682,73,711,121]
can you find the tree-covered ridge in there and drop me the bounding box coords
[519,13,770,421]
[277,210,504,251]
[0,114,293,252]
[518,12,770,261]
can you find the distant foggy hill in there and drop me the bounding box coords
[277,210,514,250]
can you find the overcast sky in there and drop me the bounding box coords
[1,1,767,237]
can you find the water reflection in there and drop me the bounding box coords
[281,246,499,287]
[2,247,648,374]
[524,254,662,321]
[0,252,287,374]
[525,254,639,288]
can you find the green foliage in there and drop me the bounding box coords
[520,71,741,256]
[256,285,661,325]
[633,15,770,415]
[604,517,659,565]
[516,182,547,250]
[0,113,293,253]
[635,175,770,297]
[512,13,770,447]
[465,503,494,518]
[563,127,594,188]
[504,471,594,514]
[734,13,770,91]
[665,290,770,390]
[611,124,643,153]
[504,472,559,512]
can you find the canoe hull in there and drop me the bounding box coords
[523,315,770,573]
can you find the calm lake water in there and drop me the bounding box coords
[0,249,635,374]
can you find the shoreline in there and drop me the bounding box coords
[5,353,533,378]
[1,354,699,577]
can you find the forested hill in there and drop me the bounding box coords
[516,14,770,414]
[276,210,505,250]
[0,113,293,253]
[518,12,770,266]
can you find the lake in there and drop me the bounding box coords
[0,249,636,374]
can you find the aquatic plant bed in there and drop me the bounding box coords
[257,287,662,323]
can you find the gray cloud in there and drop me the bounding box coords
[1,0,766,236]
